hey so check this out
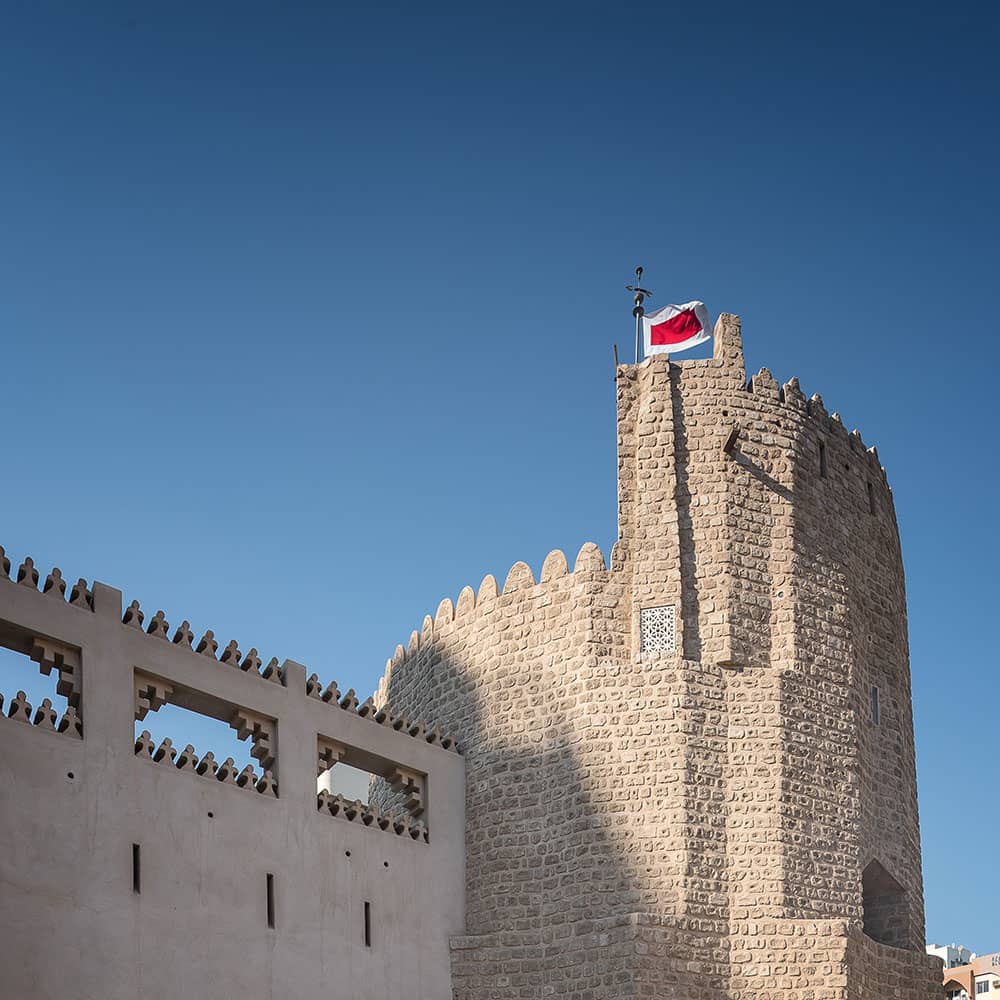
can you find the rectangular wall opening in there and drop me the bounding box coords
[133,671,276,793]
[867,480,876,515]
[364,900,371,948]
[135,701,258,771]
[871,685,881,726]
[0,626,82,735]
[819,440,828,478]
[266,873,275,929]
[316,736,428,834]
[132,843,141,894]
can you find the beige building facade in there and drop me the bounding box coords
[941,952,1000,997]
[1,314,944,997]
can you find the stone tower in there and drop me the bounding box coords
[377,315,942,998]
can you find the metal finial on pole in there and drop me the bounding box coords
[626,265,652,364]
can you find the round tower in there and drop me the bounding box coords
[377,316,942,999]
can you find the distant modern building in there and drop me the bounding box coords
[928,943,976,969]
[933,950,1000,998]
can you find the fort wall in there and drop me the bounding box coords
[0,555,465,1000]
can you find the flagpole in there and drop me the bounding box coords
[627,266,652,364]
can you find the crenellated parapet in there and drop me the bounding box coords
[316,789,429,843]
[120,595,287,686]
[0,542,463,847]
[134,726,278,795]
[375,540,609,709]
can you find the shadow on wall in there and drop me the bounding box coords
[371,636,679,997]
[862,859,910,948]
[376,642,639,928]
[670,365,702,663]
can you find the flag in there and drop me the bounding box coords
[642,301,711,356]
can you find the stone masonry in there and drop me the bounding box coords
[377,315,943,998]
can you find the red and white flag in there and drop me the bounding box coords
[642,301,711,356]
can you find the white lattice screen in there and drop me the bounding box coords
[639,605,676,653]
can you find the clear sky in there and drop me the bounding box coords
[2,1,997,952]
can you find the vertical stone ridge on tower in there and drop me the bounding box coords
[377,313,943,998]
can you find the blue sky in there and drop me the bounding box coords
[1,1,997,951]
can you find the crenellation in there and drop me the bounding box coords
[215,756,238,783]
[239,647,261,674]
[134,729,155,757]
[319,678,340,703]
[153,736,177,764]
[219,639,241,665]
[255,770,277,795]
[172,619,194,648]
[749,368,781,400]
[43,567,66,599]
[68,577,94,610]
[6,690,32,723]
[17,556,39,589]
[176,743,199,771]
[146,608,169,638]
[540,548,568,582]
[195,749,218,775]
[32,697,57,729]
[477,573,499,603]
[123,598,144,628]
[196,629,218,658]
[502,560,534,593]
[261,656,283,684]
[456,584,477,615]
[236,763,258,789]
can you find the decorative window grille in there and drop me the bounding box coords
[639,606,676,653]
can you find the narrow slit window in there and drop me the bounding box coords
[871,685,880,726]
[867,481,876,515]
[266,873,275,929]
[132,843,141,894]
[819,440,828,478]
[364,900,372,947]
